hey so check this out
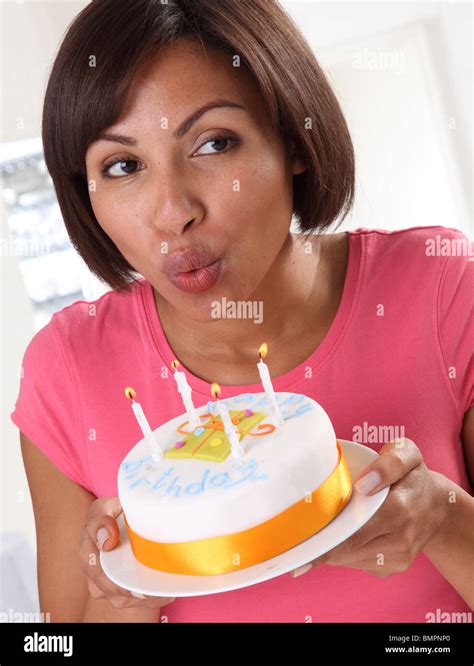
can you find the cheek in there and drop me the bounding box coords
[89,188,152,252]
[89,187,120,233]
[228,150,292,223]
[222,153,292,253]
[209,163,291,295]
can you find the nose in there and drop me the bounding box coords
[152,177,202,236]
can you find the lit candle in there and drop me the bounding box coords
[257,343,284,427]
[211,382,245,460]
[171,360,200,428]
[124,387,164,461]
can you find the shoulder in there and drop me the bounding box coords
[349,224,471,251]
[49,278,147,345]
[349,224,472,278]
[20,278,147,369]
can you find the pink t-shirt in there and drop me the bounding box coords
[10,225,473,622]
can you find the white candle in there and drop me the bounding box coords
[211,383,245,460]
[125,387,163,461]
[171,360,200,428]
[257,343,284,427]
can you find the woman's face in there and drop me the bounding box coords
[85,38,305,320]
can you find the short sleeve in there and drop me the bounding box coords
[10,317,90,491]
[437,228,474,418]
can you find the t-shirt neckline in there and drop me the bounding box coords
[140,231,363,398]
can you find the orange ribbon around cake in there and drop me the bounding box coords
[123,441,352,576]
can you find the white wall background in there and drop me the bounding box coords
[1,0,472,616]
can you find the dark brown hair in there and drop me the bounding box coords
[42,0,355,291]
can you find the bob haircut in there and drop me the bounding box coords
[42,0,355,292]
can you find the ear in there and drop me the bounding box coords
[289,140,308,175]
[292,155,307,175]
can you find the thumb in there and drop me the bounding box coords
[96,518,120,552]
[87,496,123,551]
[354,438,421,495]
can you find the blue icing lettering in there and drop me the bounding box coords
[151,477,167,491]
[209,472,230,487]
[163,476,182,497]
[295,402,313,416]
[129,458,268,497]
[206,400,218,413]
[121,460,140,473]
[233,392,257,403]
[184,469,210,495]
[280,398,313,420]
[206,398,237,413]
[130,477,152,490]
[121,455,154,475]
[279,393,305,408]
[151,467,174,491]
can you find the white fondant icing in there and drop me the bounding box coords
[118,392,338,542]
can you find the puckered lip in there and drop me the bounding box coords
[164,248,220,277]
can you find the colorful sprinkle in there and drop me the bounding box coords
[244,409,254,416]
[194,427,205,436]
[175,441,185,449]
[210,438,223,447]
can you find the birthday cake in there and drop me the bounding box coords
[118,390,352,576]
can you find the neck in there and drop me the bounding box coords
[153,232,324,367]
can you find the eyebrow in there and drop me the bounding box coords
[95,100,246,146]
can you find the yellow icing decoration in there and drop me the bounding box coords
[165,410,267,463]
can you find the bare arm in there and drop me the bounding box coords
[422,473,474,609]
[422,407,474,609]
[20,432,170,622]
[20,431,92,621]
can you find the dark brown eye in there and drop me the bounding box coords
[101,158,140,178]
[195,135,239,156]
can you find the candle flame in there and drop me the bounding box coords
[258,342,268,360]
[171,359,180,370]
[211,382,221,399]
[124,386,136,401]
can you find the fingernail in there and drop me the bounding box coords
[355,470,382,495]
[97,527,110,550]
[291,563,313,578]
[131,591,146,599]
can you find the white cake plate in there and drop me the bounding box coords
[101,440,389,597]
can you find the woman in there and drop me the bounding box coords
[11,0,473,622]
